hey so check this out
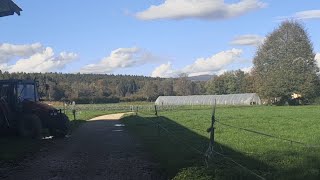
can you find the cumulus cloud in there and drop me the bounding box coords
[293,10,320,20]
[241,66,253,73]
[316,53,320,67]
[278,10,320,21]
[151,62,177,78]
[135,0,266,20]
[0,43,42,63]
[151,48,243,77]
[230,34,265,46]
[0,43,78,73]
[80,47,158,74]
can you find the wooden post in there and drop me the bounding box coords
[154,105,160,135]
[205,100,216,166]
[209,112,215,148]
[154,105,158,117]
[72,109,76,121]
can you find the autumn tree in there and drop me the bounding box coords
[174,73,192,96]
[142,81,159,101]
[253,21,319,101]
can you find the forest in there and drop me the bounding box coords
[0,70,254,103]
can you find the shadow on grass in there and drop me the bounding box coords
[122,115,320,180]
[121,115,273,180]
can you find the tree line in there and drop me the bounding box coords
[0,70,254,103]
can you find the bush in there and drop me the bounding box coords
[120,95,147,102]
[72,96,120,104]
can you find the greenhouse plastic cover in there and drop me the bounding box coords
[155,93,261,106]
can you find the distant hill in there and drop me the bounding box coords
[187,74,213,81]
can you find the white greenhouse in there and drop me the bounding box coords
[155,93,261,106]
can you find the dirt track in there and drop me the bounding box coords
[1,113,165,180]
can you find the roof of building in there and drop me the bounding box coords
[155,93,261,105]
[0,0,22,17]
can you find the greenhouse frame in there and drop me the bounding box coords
[155,93,262,106]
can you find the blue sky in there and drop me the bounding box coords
[1,0,319,77]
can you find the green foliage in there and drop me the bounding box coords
[205,70,252,95]
[0,72,208,102]
[72,96,120,104]
[253,20,319,100]
[173,167,213,180]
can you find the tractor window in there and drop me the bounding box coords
[17,84,37,102]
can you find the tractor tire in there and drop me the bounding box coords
[49,114,70,138]
[18,114,42,139]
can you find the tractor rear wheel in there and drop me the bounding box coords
[18,114,42,139]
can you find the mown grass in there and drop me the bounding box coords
[122,105,320,180]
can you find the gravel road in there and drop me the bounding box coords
[2,113,166,180]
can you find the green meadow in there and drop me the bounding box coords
[122,105,320,179]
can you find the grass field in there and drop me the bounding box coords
[121,105,320,180]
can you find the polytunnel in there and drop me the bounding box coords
[155,93,261,106]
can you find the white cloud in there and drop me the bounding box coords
[80,47,158,74]
[278,10,320,21]
[0,43,78,73]
[151,48,243,77]
[183,48,243,75]
[0,43,42,63]
[230,34,265,46]
[293,10,320,20]
[151,62,178,78]
[316,53,320,68]
[135,0,266,20]
[241,66,253,73]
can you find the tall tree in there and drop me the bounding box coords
[253,21,319,101]
[174,73,192,96]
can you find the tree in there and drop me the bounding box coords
[204,70,249,95]
[174,73,192,96]
[159,79,174,96]
[142,81,159,101]
[253,21,319,102]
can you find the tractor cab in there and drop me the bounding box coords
[17,82,39,102]
[0,80,39,111]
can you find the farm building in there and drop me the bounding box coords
[155,93,261,106]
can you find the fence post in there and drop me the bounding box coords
[205,100,216,166]
[135,106,138,116]
[154,105,158,117]
[209,112,215,147]
[154,105,160,136]
[72,109,76,121]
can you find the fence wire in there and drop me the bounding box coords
[136,110,266,180]
[216,120,320,148]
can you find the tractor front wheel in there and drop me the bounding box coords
[18,114,42,139]
[49,114,70,138]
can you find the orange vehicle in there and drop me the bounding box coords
[0,79,69,138]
